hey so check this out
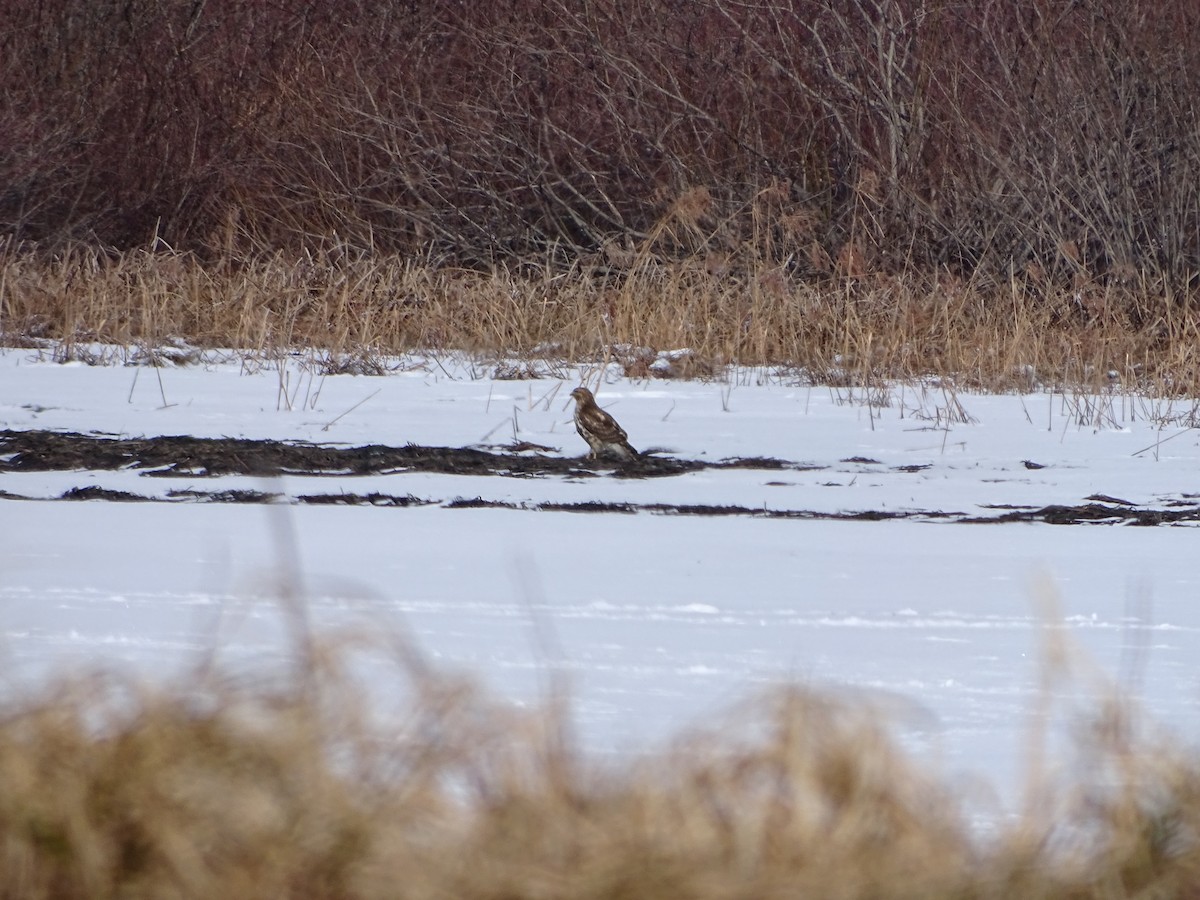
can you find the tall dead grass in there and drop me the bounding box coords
[2,607,1199,898]
[3,244,1199,394]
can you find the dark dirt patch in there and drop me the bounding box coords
[296,492,430,507]
[6,478,1198,525]
[166,488,283,504]
[60,486,147,502]
[711,456,822,471]
[0,430,809,480]
[638,503,923,521]
[444,497,522,510]
[540,500,639,514]
[963,502,1200,526]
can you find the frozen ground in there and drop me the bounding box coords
[3,346,1200,816]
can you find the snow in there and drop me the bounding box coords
[3,346,1200,818]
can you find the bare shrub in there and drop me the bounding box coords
[4,0,1195,285]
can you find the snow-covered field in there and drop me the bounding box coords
[4,346,1200,816]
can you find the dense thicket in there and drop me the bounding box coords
[3,0,1198,285]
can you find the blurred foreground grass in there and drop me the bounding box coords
[1,610,1198,900]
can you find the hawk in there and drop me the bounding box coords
[569,387,638,460]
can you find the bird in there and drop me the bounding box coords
[569,386,638,460]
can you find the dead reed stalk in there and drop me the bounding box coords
[3,247,1199,395]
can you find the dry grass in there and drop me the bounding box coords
[2,604,1200,899]
[4,245,1200,395]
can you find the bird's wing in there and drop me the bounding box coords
[579,404,628,444]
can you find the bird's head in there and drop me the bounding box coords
[570,387,594,404]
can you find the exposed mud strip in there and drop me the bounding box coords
[3,430,1199,525]
[0,429,806,479]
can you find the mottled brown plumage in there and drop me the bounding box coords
[570,387,638,460]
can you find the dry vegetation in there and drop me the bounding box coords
[5,245,1200,395]
[2,606,1199,900]
[3,0,1200,390]
[5,5,1200,893]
